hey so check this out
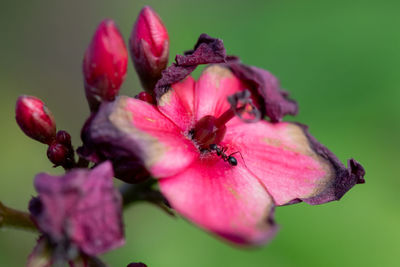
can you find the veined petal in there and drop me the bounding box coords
[158,76,195,131]
[195,65,247,122]
[159,158,277,245]
[85,96,198,179]
[223,119,365,206]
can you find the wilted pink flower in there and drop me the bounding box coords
[129,6,169,93]
[15,95,56,144]
[83,19,128,112]
[81,35,364,245]
[29,162,124,258]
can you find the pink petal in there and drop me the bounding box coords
[157,76,195,130]
[159,158,277,245]
[87,96,198,178]
[223,119,364,206]
[194,65,247,122]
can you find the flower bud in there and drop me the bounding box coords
[135,91,155,104]
[15,95,56,144]
[47,130,75,169]
[130,6,169,93]
[83,19,128,112]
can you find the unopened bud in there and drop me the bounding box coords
[83,19,128,112]
[135,91,155,104]
[55,130,71,145]
[47,130,75,169]
[130,6,169,93]
[15,95,56,144]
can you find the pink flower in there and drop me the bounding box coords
[29,162,124,259]
[81,35,364,245]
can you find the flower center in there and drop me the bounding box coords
[191,107,240,150]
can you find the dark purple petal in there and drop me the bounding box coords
[154,33,226,100]
[295,123,365,205]
[31,162,125,256]
[79,100,151,183]
[225,57,298,122]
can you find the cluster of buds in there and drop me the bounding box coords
[83,6,169,111]
[13,6,171,266]
[15,96,74,169]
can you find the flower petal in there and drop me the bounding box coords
[195,65,247,121]
[226,58,298,122]
[83,96,198,179]
[31,162,124,256]
[154,34,226,100]
[223,119,365,206]
[159,158,277,245]
[157,76,195,130]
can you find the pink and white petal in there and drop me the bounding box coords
[157,76,196,131]
[87,96,198,178]
[159,158,277,245]
[194,65,247,121]
[223,119,364,206]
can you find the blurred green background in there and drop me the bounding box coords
[1,0,399,266]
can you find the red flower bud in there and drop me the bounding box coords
[83,19,128,112]
[130,6,169,93]
[15,95,56,144]
[47,130,75,169]
[135,91,155,104]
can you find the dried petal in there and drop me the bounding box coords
[30,162,124,255]
[225,58,298,122]
[154,34,226,100]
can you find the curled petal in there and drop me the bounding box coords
[159,158,278,245]
[81,96,198,180]
[30,162,124,255]
[226,58,298,122]
[154,34,226,100]
[223,119,365,206]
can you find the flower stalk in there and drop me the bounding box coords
[0,201,37,232]
[120,180,174,216]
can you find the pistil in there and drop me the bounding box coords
[192,106,244,150]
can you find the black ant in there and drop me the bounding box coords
[209,144,243,166]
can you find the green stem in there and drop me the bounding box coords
[0,201,37,232]
[120,179,174,216]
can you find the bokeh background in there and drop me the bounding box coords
[1,0,399,266]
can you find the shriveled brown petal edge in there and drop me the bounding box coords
[286,122,365,206]
[224,56,298,123]
[154,33,226,100]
